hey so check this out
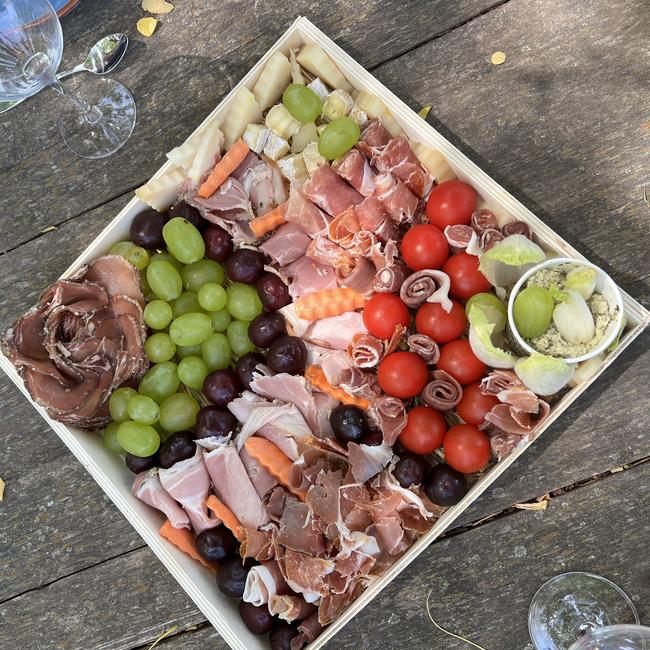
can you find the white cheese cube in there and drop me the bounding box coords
[302,142,327,174]
[348,104,368,127]
[321,89,355,121]
[242,124,270,154]
[263,131,290,161]
[307,77,330,100]
[277,154,308,182]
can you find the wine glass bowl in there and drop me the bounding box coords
[569,625,650,650]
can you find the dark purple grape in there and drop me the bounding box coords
[216,557,253,598]
[362,429,384,446]
[195,405,237,439]
[248,312,286,348]
[270,621,300,650]
[424,463,468,506]
[235,352,265,389]
[239,601,274,635]
[267,336,307,375]
[393,454,429,488]
[129,208,167,249]
[168,201,206,231]
[158,432,196,469]
[195,527,238,563]
[225,248,265,284]
[125,452,158,473]
[203,225,233,262]
[330,405,369,446]
[203,369,242,407]
[255,273,291,311]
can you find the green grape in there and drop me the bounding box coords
[163,217,205,264]
[209,309,231,332]
[103,421,124,454]
[169,312,213,346]
[465,292,507,333]
[144,332,176,363]
[138,361,180,403]
[109,387,138,423]
[109,241,149,270]
[144,300,173,330]
[159,393,200,433]
[226,283,263,321]
[171,291,204,319]
[150,251,184,273]
[116,421,160,457]
[282,83,323,123]
[513,286,555,339]
[201,332,232,371]
[182,259,225,292]
[178,355,209,390]
[127,394,160,425]
[110,241,133,257]
[140,272,152,296]
[227,320,257,357]
[154,421,173,443]
[198,282,228,312]
[176,343,202,359]
[318,117,361,160]
[146,260,183,301]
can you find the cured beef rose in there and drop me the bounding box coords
[1,255,148,429]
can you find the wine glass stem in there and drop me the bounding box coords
[47,78,101,124]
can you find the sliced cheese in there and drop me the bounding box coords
[263,131,290,161]
[307,77,329,100]
[277,154,308,182]
[243,124,270,154]
[321,89,354,121]
[348,104,368,128]
[302,142,326,174]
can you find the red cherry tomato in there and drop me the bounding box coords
[456,382,499,425]
[363,293,410,339]
[377,352,429,398]
[400,224,449,271]
[415,300,467,343]
[399,405,446,454]
[443,423,491,473]
[437,339,487,385]
[426,180,477,230]
[442,252,491,300]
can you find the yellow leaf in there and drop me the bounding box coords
[490,51,506,65]
[137,17,160,37]
[418,105,431,120]
[142,0,174,13]
[0,477,5,501]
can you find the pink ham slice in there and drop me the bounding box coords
[444,224,475,251]
[132,469,191,529]
[483,401,551,436]
[347,442,395,483]
[327,207,360,248]
[281,255,337,299]
[306,235,354,269]
[232,153,288,216]
[355,196,388,232]
[407,333,440,363]
[400,268,452,310]
[501,220,532,238]
[284,190,331,236]
[243,560,290,606]
[348,332,383,368]
[269,594,316,623]
[367,396,407,446]
[371,136,433,198]
[302,165,364,217]
[239,446,280,498]
[302,311,367,351]
[260,223,311,266]
[471,209,498,232]
[158,448,219,534]
[356,119,392,158]
[335,256,376,296]
[187,177,253,217]
[480,228,504,251]
[332,149,375,196]
[421,369,463,411]
[373,173,419,224]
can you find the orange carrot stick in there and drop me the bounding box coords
[159,520,217,572]
[294,287,367,321]
[206,495,245,542]
[198,139,249,198]
[305,365,370,410]
[250,201,288,238]
[244,437,306,501]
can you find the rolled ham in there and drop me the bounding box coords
[421,370,462,411]
[407,333,440,363]
[332,149,375,196]
[373,260,407,293]
[501,221,532,238]
[243,560,290,606]
[356,119,392,158]
[479,228,504,251]
[268,594,317,623]
[348,332,383,369]
[367,396,407,446]
[132,469,190,529]
[400,269,452,310]
[471,209,498,232]
[260,223,311,266]
[335,256,376,296]
[373,173,419,224]
[371,136,433,198]
[444,224,474,251]
[302,165,364,217]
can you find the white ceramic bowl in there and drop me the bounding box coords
[507,257,624,364]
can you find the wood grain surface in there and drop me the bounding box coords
[0,0,648,648]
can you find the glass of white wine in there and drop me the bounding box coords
[0,0,136,158]
[569,624,650,650]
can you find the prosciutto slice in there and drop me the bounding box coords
[480,228,504,251]
[335,256,376,296]
[444,224,475,251]
[302,311,367,351]
[232,153,287,216]
[501,220,532,238]
[471,209,498,232]
[188,177,253,217]
[243,560,290,606]
[489,431,523,460]
[284,190,331,236]
[260,223,311,266]
[373,259,407,293]
[159,448,219,534]
[132,469,190,529]
[302,165,364,217]
[332,149,376,196]
[348,332,383,368]
[293,613,323,649]
[367,396,407,446]
[200,437,270,529]
[407,333,440,363]
[281,255,337,299]
[268,594,316,623]
[357,119,392,158]
[483,401,551,436]
[373,173,419,224]
[400,269,452,310]
[327,207,360,248]
[306,235,354,269]
[347,443,395,483]
[239,446,279,499]
[371,136,433,198]
[355,195,389,232]
[421,370,463,411]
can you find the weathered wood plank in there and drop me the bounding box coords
[2,461,646,650]
[0,0,500,253]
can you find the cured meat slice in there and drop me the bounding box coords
[356,119,392,158]
[302,165,364,217]
[399,269,452,310]
[347,442,395,483]
[348,332,383,368]
[421,369,462,410]
[306,235,354,269]
[302,311,367,352]
[335,256,375,296]
[332,149,376,196]
[373,173,419,224]
[187,177,253,217]
[327,206,360,248]
[371,136,433,198]
[373,259,407,293]
[444,224,475,251]
[501,220,532,238]
[471,208,498,232]
[479,228,504,251]
[281,255,337,299]
[132,469,191,529]
[268,594,316,622]
[355,195,388,232]
[367,396,407,446]
[284,190,331,236]
[407,333,440,363]
[260,223,311,266]
[243,560,290,606]
[483,401,550,436]
[80,255,145,306]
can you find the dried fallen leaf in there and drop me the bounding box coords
[147,625,178,649]
[491,51,506,65]
[514,493,550,510]
[137,17,160,37]
[142,0,174,13]
[0,477,5,501]
[41,225,57,233]
[418,105,432,120]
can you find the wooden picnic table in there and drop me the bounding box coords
[0,0,648,648]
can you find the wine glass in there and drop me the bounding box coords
[568,624,650,650]
[0,0,136,158]
[529,572,640,650]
